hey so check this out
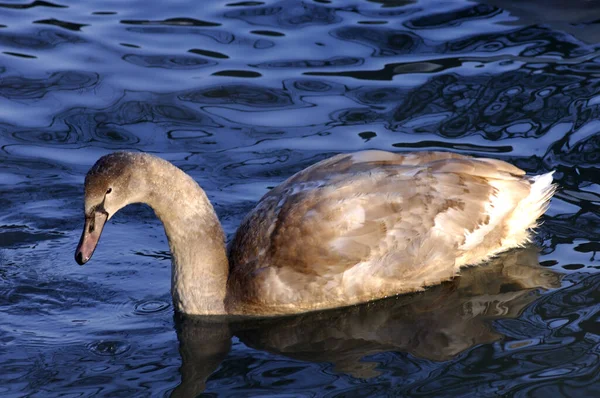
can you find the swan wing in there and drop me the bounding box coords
[227,151,549,313]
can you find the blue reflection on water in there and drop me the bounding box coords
[0,0,599,396]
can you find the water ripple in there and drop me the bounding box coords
[0,29,83,50]
[133,300,171,315]
[0,71,97,100]
[407,3,501,28]
[122,53,215,69]
[0,1,66,10]
[0,0,599,396]
[87,340,131,356]
[120,17,221,27]
[224,0,341,28]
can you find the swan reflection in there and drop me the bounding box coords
[172,246,560,396]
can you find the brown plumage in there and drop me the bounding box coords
[75,150,556,316]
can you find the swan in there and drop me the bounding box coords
[74,150,555,316]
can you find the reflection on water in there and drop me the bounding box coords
[0,0,599,396]
[175,247,559,396]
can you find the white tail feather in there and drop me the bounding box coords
[504,171,556,247]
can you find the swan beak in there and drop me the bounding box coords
[75,211,108,265]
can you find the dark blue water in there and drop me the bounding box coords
[1,0,599,396]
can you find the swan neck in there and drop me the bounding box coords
[143,158,229,315]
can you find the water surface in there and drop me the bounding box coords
[1,0,600,396]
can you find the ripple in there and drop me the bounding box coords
[133,300,170,315]
[445,26,596,59]
[358,131,377,141]
[304,59,461,80]
[188,48,229,59]
[357,20,388,25]
[224,0,340,28]
[0,276,120,316]
[563,264,586,271]
[93,125,141,145]
[0,29,84,50]
[0,225,63,248]
[392,140,513,153]
[123,53,214,69]
[0,1,66,9]
[0,71,97,100]
[2,51,36,59]
[367,0,416,7]
[180,85,291,107]
[213,70,261,78]
[350,86,405,104]
[120,18,221,27]
[226,1,265,6]
[33,18,88,31]
[406,4,501,29]
[254,56,362,69]
[291,79,333,92]
[333,26,423,56]
[2,0,600,396]
[250,29,285,36]
[167,129,213,140]
[87,340,131,356]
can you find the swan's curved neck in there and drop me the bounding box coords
[142,158,229,315]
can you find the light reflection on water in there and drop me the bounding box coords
[0,0,599,396]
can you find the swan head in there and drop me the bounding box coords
[75,152,146,265]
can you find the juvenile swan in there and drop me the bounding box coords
[75,151,555,316]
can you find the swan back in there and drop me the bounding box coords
[226,150,555,315]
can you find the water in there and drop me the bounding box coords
[1,0,599,395]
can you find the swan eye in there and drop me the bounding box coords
[106,188,112,194]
